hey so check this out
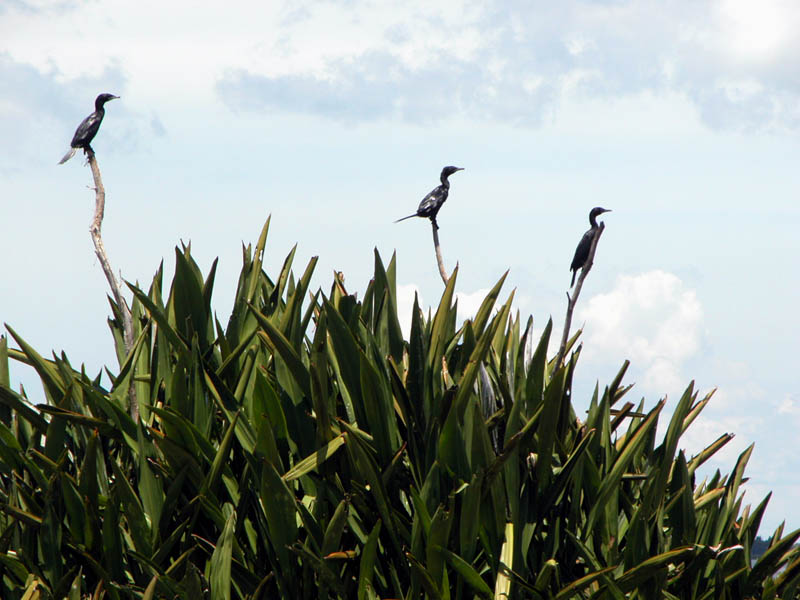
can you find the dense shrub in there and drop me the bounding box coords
[1,218,798,599]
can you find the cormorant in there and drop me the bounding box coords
[58,93,119,164]
[570,207,611,287]
[395,166,464,229]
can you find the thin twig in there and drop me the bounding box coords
[431,221,450,285]
[554,222,606,369]
[87,149,138,422]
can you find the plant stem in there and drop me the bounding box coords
[554,222,606,369]
[87,150,138,422]
[431,221,450,285]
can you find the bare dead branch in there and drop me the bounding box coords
[87,150,138,422]
[431,221,451,285]
[554,222,606,369]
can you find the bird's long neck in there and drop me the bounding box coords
[440,174,451,188]
[94,98,107,112]
[589,214,599,228]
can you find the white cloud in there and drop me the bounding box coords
[713,0,794,62]
[396,284,500,338]
[455,288,492,321]
[778,393,800,425]
[678,414,752,465]
[577,271,704,394]
[4,1,800,130]
[214,0,800,130]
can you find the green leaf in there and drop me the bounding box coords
[5,324,65,402]
[586,398,665,533]
[0,334,9,423]
[372,249,404,364]
[616,546,699,591]
[438,309,502,476]
[534,362,567,491]
[171,246,214,349]
[207,507,236,600]
[280,255,318,347]
[290,543,348,597]
[252,312,311,399]
[535,559,558,593]
[67,568,82,600]
[471,271,509,338]
[440,547,493,599]
[0,334,8,386]
[202,410,240,498]
[323,297,365,424]
[340,421,403,557]
[101,492,124,580]
[35,405,120,437]
[246,216,271,303]
[688,433,734,476]
[142,574,159,600]
[260,461,298,578]
[359,351,398,464]
[642,383,696,517]
[321,498,350,557]
[427,500,454,592]
[749,528,800,586]
[553,566,617,600]
[269,243,297,309]
[494,522,514,600]
[282,433,346,481]
[0,385,48,432]
[203,368,258,454]
[1,503,42,526]
[127,283,190,355]
[458,475,483,562]
[427,265,458,370]
[358,520,382,600]
[406,552,443,600]
[109,459,152,556]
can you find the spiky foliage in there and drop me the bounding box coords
[1,218,798,599]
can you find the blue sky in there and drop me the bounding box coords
[1,0,799,532]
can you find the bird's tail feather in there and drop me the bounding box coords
[394,214,417,223]
[58,148,76,165]
[570,269,577,288]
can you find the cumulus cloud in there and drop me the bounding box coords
[5,0,800,131]
[455,288,494,320]
[577,270,704,394]
[0,54,134,169]
[0,52,169,169]
[396,284,501,338]
[214,0,800,131]
[778,393,800,426]
[678,413,751,464]
[217,49,555,125]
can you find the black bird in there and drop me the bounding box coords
[395,166,464,229]
[58,93,119,164]
[570,207,611,287]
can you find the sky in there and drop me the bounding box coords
[1,0,799,533]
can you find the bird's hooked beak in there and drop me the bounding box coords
[111,95,120,100]
[455,167,464,171]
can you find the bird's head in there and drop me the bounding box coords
[95,93,120,108]
[590,207,611,218]
[440,166,464,179]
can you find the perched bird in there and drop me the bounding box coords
[570,207,611,287]
[58,93,119,164]
[395,166,464,229]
